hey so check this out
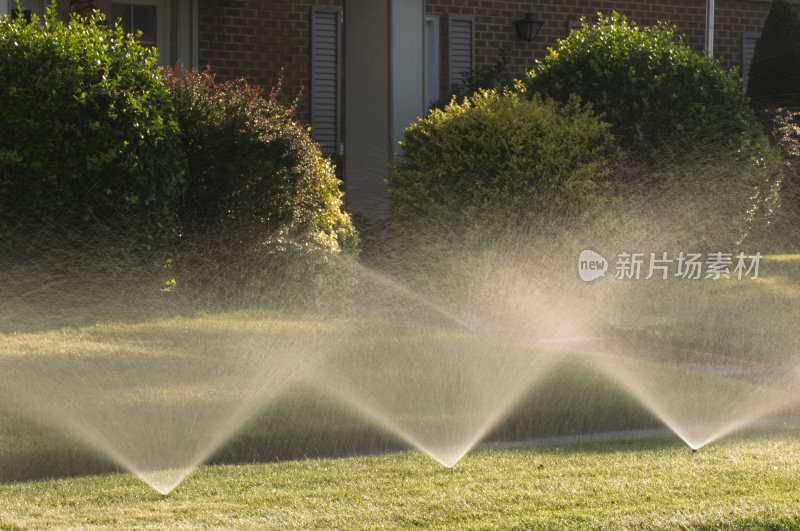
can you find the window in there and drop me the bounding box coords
[424,14,440,109]
[448,14,474,91]
[3,0,42,18]
[112,3,157,48]
[310,5,343,155]
[111,0,169,63]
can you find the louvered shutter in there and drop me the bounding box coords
[311,6,342,154]
[448,14,474,90]
[741,32,760,92]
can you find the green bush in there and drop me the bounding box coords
[527,12,755,152]
[526,12,783,247]
[164,67,356,251]
[0,6,185,250]
[388,88,617,235]
[752,107,800,251]
[746,0,800,106]
[609,137,784,251]
[163,67,358,304]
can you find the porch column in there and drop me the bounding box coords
[344,0,424,222]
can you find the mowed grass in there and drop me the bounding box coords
[601,253,800,362]
[0,255,798,527]
[1,427,800,529]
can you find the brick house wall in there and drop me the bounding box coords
[198,0,344,124]
[425,0,773,98]
[197,0,785,129]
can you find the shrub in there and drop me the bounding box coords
[387,88,617,236]
[164,67,356,251]
[609,137,785,251]
[526,12,783,247]
[746,0,800,106]
[527,12,756,153]
[752,106,800,250]
[0,6,185,251]
[163,67,358,304]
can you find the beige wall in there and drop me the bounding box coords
[343,0,391,220]
[342,0,425,220]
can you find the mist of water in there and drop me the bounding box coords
[308,323,565,467]
[0,314,325,494]
[1,151,799,492]
[586,349,796,450]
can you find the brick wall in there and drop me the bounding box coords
[198,0,343,124]
[197,1,786,126]
[425,0,774,100]
[714,0,774,67]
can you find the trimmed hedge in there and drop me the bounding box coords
[527,12,756,153]
[526,12,783,247]
[164,67,356,253]
[746,0,800,106]
[388,88,617,233]
[163,67,358,304]
[0,7,185,250]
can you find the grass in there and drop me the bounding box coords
[601,253,800,362]
[1,426,800,529]
[0,320,662,484]
[4,313,778,484]
[0,255,797,527]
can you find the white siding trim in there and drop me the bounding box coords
[171,0,198,69]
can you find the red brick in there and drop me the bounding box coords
[198,0,782,124]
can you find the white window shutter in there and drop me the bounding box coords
[741,32,760,93]
[448,14,474,91]
[311,6,342,155]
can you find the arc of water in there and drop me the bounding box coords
[586,350,796,450]
[0,320,323,495]
[138,347,313,494]
[308,342,566,468]
[356,266,479,332]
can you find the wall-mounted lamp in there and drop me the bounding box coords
[69,0,99,17]
[514,13,544,41]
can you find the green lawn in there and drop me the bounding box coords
[1,427,800,529]
[0,255,797,527]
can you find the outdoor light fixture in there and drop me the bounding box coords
[69,0,98,17]
[514,13,544,42]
